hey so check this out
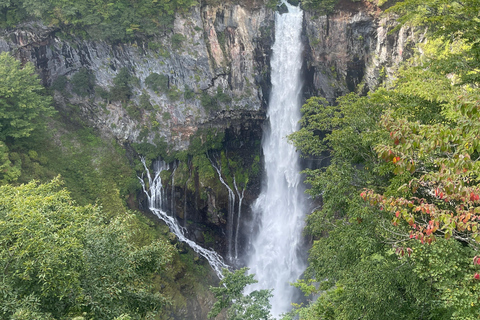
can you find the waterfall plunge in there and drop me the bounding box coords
[246,3,306,317]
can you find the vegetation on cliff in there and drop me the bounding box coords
[0,51,220,319]
[0,178,174,319]
[285,0,480,318]
[0,0,197,41]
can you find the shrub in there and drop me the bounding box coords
[71,68,96,97]
[145,73,169,92]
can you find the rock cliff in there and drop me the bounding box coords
[0,1,274,148]
[304,0,422,101]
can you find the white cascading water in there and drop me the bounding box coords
[246,2,306,317]
[139,158,229,278]
[208,155,236,263]
[233,177,245,262]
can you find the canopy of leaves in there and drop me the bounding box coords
[0,178,174,319]
[208,268,273,320]
[287,0,480,318]
[0,52,54,142]
[0,0,197,42]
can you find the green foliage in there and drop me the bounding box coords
[139,91,153,110]
[0,52,54,141]
[184,85,195,100]
[288,1,480,314]
[171,33,186,50]
[145,73,169,93]
[0,0,197,42]
[201,86,231,113]
[266,0,282,10]
[71,68,95,97]
[0,179,174,319]
[162,111,171,121]
[209,268,273,320]
[0,140,21,184]
[50,75,68,92]
[388,0,480,85]
[167,85,182,101]
[301,0,339,15]
[187,128,224,156]
[13,123,139,216]
[111,67,135,102]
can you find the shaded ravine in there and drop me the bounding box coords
[246,2,307,317]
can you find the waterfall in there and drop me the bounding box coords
[139,158,229,279]
[207,154,236,263]
[171,162,177,217]
[233,177,245,261]
[246,2,306,317]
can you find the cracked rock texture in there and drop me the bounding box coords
[304,0,422,102]
[0,1,274,149]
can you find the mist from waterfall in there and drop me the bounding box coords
[246,2,307,317]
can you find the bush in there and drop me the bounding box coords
[111,67,134,102]
[145,73,169,92]
[71,68,96,97]
[139,91,153,110]
[171,33,186,50]
[51,75,68,92]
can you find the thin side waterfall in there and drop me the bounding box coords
[139,158,229,278]
[207,154,236,263]
[246,3,306,317]
[233,177,245,261]
[171,162,177,216]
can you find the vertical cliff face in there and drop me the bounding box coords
[303,0,422,102]
[0,1,274,149]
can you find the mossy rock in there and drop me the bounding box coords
[287,0,300,6]
[277,3,288,14]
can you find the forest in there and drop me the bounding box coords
[1,0,480,319]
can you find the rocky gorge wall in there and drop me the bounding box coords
[304,0,421,102]
[0,1,274,148]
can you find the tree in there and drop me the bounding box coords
[287,20,480,314]
[209,268,273,320]
[0,52,54,142]
[0,178,174,319]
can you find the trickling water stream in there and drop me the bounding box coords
[139,158,229,279]
[208,154,236,264]
[246,2,307,317]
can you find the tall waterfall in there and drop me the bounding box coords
[246,3,306,317]
[139,158,229,279]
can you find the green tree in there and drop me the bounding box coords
[0,52,54,142]
[0,178,174,319]
[209,268,273,320]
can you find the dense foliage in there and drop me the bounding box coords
[0,0,197,41]
[209,268,273,320]
[0,52,54,142]
[0,179,174,319]
[284,0,480,319]
[0,52,55,185]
